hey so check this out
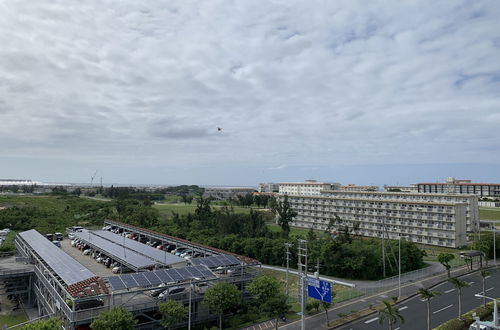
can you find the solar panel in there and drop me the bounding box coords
[190,254,240,268]
[168,269,183,281]
[18,230,95,286]
[185,266,203,278]
[107,276,127,290]
[92,230,185,266]
[156,270,174,283]
[143,272,162,285]
[176,267,191,279]
[105,265,216,290]
[74,231,158,269]
[133,273,150,287]
[121,274,138,288]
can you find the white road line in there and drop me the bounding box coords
[433,304,453,314]
[485,276,491,279]
[469,281,474,285]
[365,317,379,324]
[486,287,494,292]
[395,327,400,330]
[444,288,455,293]
[399,306,408,311]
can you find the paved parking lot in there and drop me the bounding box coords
[60,239,115,277]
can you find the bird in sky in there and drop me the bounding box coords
[217,127,223,132]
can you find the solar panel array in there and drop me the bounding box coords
[190,254,241,268]
[18,229,95,285]
[74,231,158,269]
[93,230,185,266]
[106,265,215,290]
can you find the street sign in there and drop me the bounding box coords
[307,277,332,303]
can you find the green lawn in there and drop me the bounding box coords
[0,312,28,327]
[480,207,500,222]
[259,268,363,304]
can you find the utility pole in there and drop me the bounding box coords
[381,226,386,278]
[298,239,308,330]
[493,224,497,267]
[285,243,293,297]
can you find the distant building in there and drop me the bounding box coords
[203,187,255,200]
[340,184,378,192]
[278,180,341,196]
[384,185,418,193]
[257,183,279,193]
[0,179,42,186]
[417,177,500,198]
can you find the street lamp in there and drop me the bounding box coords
[474,294,499,327]
[188,278,200,330]
[398,235,409,299]
[492,224,497,267]
[284,243,293,297]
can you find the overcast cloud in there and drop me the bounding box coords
[1,1,499,186]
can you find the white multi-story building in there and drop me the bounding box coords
[320,190,479,233]
[278,180,341,196]
[417,177,500,198]
[384,185,419,193]
[285,193,468,248]
[340,184,378,192]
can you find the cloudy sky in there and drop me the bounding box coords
[1,1,500,186]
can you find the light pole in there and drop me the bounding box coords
[474,294,499,327]
[492,225,497,267]
[398,235,409,299]
[285,243,293,297]
[188,278,199,330]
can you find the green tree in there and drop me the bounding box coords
[203,282,240,330]
[21,318,63,330]
[378,300,405,330]
[306,299,320,314]
[247,275,281,306]
[448,277,470,319]
[479,270,491,306]
[90,307,136,330]
[437,253,455,278]
[417,288,441,330]
[158,300,188,329]
[262,293,291,330]
[275,195,297,238]
[320,290,335,326]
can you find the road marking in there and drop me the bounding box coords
[433,304,453,314]
[365,317,379,324]
[485,276,491,279]
[399,306,408,311]
[468,281,474,285]
[486,287,494,292]
[444,288,455,293]
[395,328,400,330]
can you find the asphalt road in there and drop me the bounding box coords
[336,268,499,330]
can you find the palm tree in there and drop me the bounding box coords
[448,277,470,319]
[418,288,441,330]
[480,270,491,306]
[378,300,405,330]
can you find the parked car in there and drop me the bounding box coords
[158,287,186,300]
[52,241,61,248]
[46,234,54,241]
[54,232,63,241]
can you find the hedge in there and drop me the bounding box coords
[434,301,495,330]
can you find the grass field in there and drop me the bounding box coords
[259,268,363,303]
[480,207,500,222]
[0,312,28,327]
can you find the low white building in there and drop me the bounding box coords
[278,180,341,196]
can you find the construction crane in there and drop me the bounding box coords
[90,170,98,187]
